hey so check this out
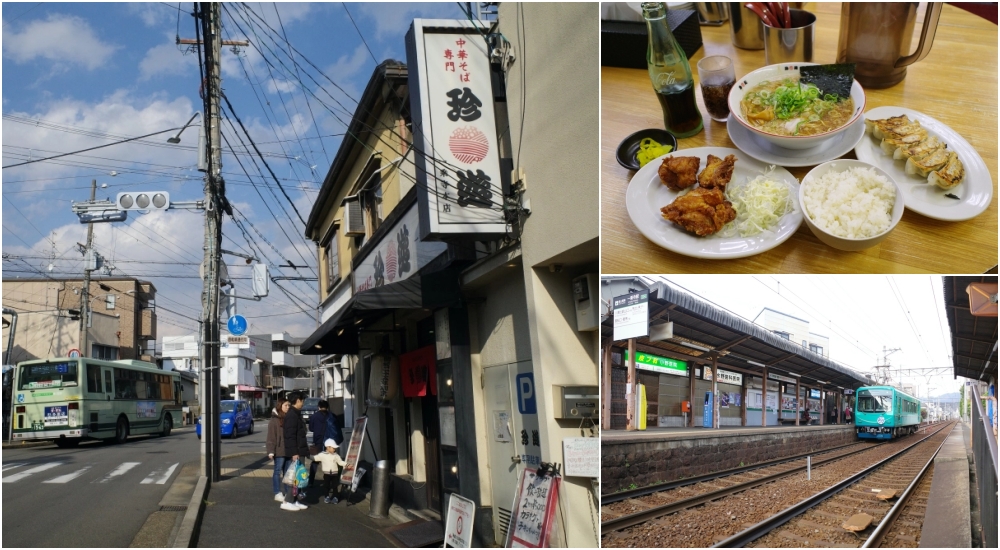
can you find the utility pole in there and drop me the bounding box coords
[201,2,224,483]
[79,179,97,357]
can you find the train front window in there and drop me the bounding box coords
[857,389,893,414]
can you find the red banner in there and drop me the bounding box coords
[400,345,436,397]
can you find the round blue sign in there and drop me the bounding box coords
[227,314,248,336]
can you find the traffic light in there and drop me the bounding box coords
[116,192,170,211]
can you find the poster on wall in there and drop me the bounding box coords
[340,416,368,487]
[505,469,561,548]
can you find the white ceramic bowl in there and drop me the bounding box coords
[728,63,866,150]
[799,160,904,251]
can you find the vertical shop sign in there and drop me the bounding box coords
[400,345,437,397]
[340,416,368,487]
[407,20,506,239]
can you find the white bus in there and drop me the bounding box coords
[10,357,182,447]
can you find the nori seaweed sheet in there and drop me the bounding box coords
[800,63,856,99]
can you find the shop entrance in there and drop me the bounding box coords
[483,361,534,545]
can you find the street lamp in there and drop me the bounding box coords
[166,112,202,144]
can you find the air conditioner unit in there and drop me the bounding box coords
[342,196,365,236]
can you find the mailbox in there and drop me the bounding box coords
[554,385,599,419]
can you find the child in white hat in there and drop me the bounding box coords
[315,438,348,504]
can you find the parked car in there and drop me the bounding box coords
[301,397,321,439]
[196,399,254,439]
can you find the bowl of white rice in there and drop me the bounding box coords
[799,160,903,251]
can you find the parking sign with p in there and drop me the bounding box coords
[516,373,536,414]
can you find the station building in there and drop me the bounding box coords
[600,277,872,432]
[300,5,599,547]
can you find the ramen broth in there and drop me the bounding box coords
[740,77,853,136]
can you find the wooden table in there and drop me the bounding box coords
[602,3,998,274]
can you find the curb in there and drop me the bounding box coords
[172,475,208,548]
[1,440,53,449]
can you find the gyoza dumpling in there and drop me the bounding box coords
[905,148,951,178]
[892,136,945,161]
[927,152,964,190]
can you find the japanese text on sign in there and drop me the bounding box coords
[508,469,561,548]
[613,291,649,340]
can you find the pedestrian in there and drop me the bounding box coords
[280,391,310,511]
[314,438,347,504]
[266,397,289,502]
[308,400,330,484]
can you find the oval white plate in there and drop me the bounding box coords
[727,113,866,168]
[854,106,993,221]
[625,147,803,259]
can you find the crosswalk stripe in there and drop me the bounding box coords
[141,463,179,485]
[2,463,27,472]
[98,462,140,483]
[44,466,93,484]
[2,462,63,483]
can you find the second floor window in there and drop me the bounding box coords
[325,228,340,292]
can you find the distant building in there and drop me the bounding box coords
[753,307,830,357]
[2,277,156,363]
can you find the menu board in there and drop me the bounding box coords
[562,437,599,478]
[505,469,561,548]
[340,416,368,487]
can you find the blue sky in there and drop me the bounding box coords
[2,2,471,341]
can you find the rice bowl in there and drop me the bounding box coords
[799,160,904,251]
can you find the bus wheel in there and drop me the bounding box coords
[161,414,173,437]
[55,438,80,448]
[115,416,129,444]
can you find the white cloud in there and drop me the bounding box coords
[126,3,174,27]
[267,78,298,94]
[2,14,119,70]
[139,41,199,81]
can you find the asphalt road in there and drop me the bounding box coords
[2,421,268,547]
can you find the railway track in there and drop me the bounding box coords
[728,421,954,548]
[602,422,952,548]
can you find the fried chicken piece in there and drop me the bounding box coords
[697,154,737,190]
[661,187,737,236]
[658,155,700,192]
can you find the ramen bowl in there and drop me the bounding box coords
[728,63,866,150]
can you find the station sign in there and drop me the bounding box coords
[768,372,797,384]
[624,350,687,376]
[613,291,649,341]
[809,389,822,399]
[716,368,743,386]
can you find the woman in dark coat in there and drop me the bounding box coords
[266,397,288,501]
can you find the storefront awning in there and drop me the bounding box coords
[301,257,464,355]
[236,385,266,392]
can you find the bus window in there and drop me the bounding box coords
[103,370,113,393]
[18,361,78,390]
[87,364,102,394]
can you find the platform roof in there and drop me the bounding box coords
[602,280,873,390]
[944,276,998,382]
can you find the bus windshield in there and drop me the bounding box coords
[857,389,893,414]
[18,361,78,390]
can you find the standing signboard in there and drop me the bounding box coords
[505,469,561,548]
[406,20,508,240]
[613,291,649,341]
[340,416,368,487]
[444,492,476,548]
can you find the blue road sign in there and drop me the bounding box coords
[516,373,536,415]
[227,314,248,336]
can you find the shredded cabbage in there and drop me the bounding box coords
[718,167,794,238]
[636,137,674,168]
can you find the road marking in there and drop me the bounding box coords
[2,463,27,472]
[2,462,63,483]
[44,465,93,484]
[141,463,179,485]
[98,462,140,483]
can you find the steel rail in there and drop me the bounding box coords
[603,441,870,505]
[710,421,955,548]
[602,441,888,534]
[860,428,949,548]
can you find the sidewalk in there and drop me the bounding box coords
[196,452,401,548]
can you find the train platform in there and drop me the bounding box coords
[602,423,856,494]
[919,421,972,548]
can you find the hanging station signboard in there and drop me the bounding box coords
[623,350,687,377]
[407,20,507,240]
[613,291,649,341]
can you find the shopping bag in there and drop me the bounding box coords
[295,460,309,489]
[282,460,297,486]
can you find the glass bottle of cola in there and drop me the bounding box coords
[643,2,703,138]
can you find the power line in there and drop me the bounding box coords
[2,127,182,169]
[341,2,377,64]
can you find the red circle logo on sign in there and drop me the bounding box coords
[457,515,463,535]
[449,126,489,164]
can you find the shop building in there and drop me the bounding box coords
[600,278,871,431]
[302,5,599,547]
[753,307,830,357]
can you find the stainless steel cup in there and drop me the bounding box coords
[763,8,815,64]
[726,2,764,50]
[696,2,728,26]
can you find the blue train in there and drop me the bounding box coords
[855,385,922,440]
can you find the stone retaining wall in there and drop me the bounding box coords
[602,427,856,494]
